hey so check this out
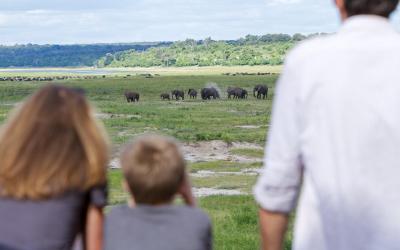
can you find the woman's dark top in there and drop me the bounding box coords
[0,186,107,250]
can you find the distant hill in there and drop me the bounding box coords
[97,33,323,68]
[0,43,170,67]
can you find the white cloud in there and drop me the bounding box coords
[266,0,302,5]
[0,0,398,44]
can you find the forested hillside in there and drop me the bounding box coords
[0,33,323,68]
[0,43,170,67]
[97,33,320,67]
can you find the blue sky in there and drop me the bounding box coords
[0,0,399,45]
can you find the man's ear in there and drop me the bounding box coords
[335,0,348,20]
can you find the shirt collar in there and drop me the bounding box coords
[340,15,395,34]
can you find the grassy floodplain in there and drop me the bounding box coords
[0,66,294,250]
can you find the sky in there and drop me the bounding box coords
[0,0,399,45]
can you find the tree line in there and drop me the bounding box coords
[0,33,325,68]
[0,43,170,67]
[97,33,325,68]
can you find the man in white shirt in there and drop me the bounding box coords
[253,0,400,249]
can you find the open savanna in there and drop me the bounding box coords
[0,70,293,249]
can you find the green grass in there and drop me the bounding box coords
[229,148,265,158]
[192,175,257,193]
[189,161,262,173]
[200,195,260,250]
[0,70,294,250]
[0,74,275,145]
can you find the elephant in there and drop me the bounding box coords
[227,87,247,99]
[201,87,220,100]
[227,87,237,99]
[226,87,241,99]
[125,91,140,102]
[160,93,170,100]
[236,88,248,99]
[253,85,268,99]
[188,89,198,99]
[171,90,185,100]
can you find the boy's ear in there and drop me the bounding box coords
[122,180,136,208]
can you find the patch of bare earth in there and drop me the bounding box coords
[95,113,141,119]
[109,140,264,168]
[235,125,261,129]
[180,140,263,163]
[191,168,262,178]
[193,188,243,197]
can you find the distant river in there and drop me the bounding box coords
[0,68,128,75]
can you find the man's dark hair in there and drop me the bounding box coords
[345,0,399,17]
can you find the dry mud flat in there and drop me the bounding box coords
[193,188,243,197]
[191,168,262,178]
[95,113,141,119]
[181,140,263,163]
[109,140,264,197]
[234,125,261,129]
[109,140,264,168]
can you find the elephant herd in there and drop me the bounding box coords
[124,85,268,103]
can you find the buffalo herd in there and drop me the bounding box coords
[124,85,268,103]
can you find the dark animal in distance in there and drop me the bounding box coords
[160,93,170,100]
[188,89,198,99]
[171,90,185,100]
[227,87,236,99]
[236,88,248,99]
[125,91,140,103]
[253,85,268,99]
[201,87,220,100]
[227,87,247,99]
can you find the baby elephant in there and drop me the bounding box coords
[160,93,170,100]
[125,91,140,103]
[188,89,198,99]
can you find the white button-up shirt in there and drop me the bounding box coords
[254,15,400,250]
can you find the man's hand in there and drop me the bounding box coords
[259,208,289,250]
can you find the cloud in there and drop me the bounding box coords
[0,0,398,44]
[266,0,302,5]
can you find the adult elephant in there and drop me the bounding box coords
[201,87,220,100]
[125,91,140,102]
[188,89,198,99]
[171,90,184,100]
[253,85,268,99]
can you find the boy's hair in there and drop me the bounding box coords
[121,135,186,205]
[345,0,399,17]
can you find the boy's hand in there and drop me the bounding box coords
[179,172,197,207]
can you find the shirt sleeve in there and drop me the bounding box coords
[89,184,108,208]
[253,53,303,214]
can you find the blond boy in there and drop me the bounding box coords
[105,135,212,250]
